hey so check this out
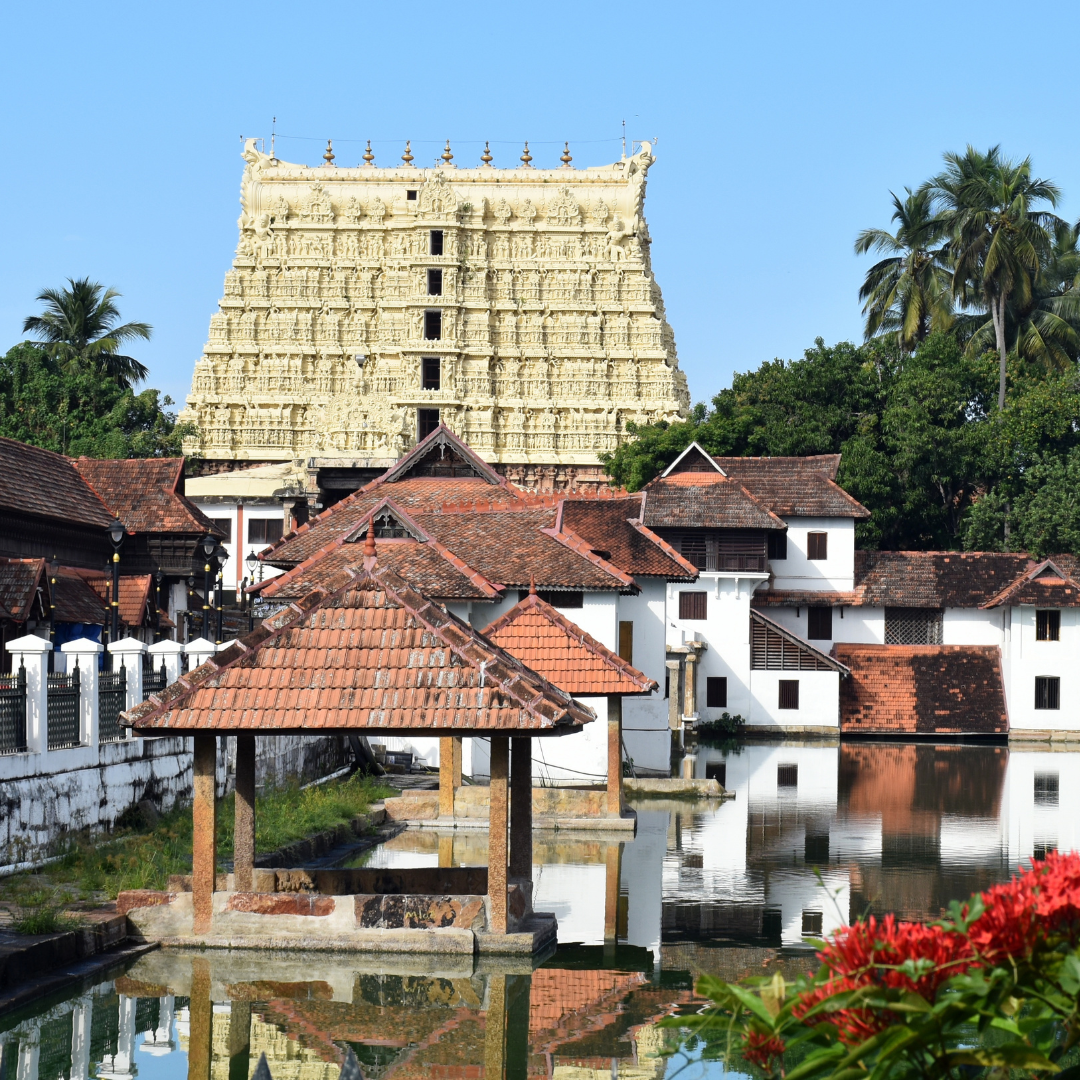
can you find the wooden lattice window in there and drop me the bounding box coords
[807,532,828,560]
[807,606,832,640]
[1036,610,1061,641]
[680,535,707,570]
[1035,677,1060,710]
[373,511,411,539]
[778,680,800,710]
[680,591,707,620]
[885,608,943,645]
[751,616,835,670]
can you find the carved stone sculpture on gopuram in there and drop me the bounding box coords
[180,138,690,489]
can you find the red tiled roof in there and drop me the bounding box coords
[75,570,154,628]
[124,560,595,735]
[0,438,114,529]
[72,457,221,536]
[855,551,1035,608]
[559,498,698,579]
[53,567,108,625]
[484,591,657,695]
[377,423,511,487]
[712,455,870,519]
[642,471,786,530]
[751,589,863,608]
[0,559,46,623]
[980,559,1080,609]
[834,644,1008,734]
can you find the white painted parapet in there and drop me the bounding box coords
[148,639,184,685]
[6,634,51,754]
[185,637,219,671]
[108,637,148,712]
[61,638,103,747]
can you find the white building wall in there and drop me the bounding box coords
[771,517,855,591]
[620,581,675,775]
[1002,749,1080,862]
[943,607,1005,646]
[1007,606,1080,732]
[748,670,840,728]
[188,499,285,589]
[758,602,884,646]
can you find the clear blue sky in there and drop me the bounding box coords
[3,0,1079,411]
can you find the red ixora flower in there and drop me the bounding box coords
[790,851,1080,1044]
[743,1030,787,1071]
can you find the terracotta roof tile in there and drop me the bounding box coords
[642,472,786,530]
[0,438,114,529]
[834,644,1008,734]
[855,551,1035,608]
[484,591,657,695]
[752,589,863,608]
[560,497,698,578]
[75,570,154,627]
[72,457,221,536]
[712,455,870,519]
[0,559,46,622]
[52,567,109,625]
[980,558,1080,609]
[124,560,595,735]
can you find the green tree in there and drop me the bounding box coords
[22,277,152,389]
[931,146,1065,409]
[0,343,194,457]
[854,187,954,350]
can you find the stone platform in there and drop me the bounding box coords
[385,784,636,832]
[118,865,556,956]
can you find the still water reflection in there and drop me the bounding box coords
[3,741,1077,1080]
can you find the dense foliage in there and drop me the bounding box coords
[671,851,1080,1080]
[0,342,193,458]
[603,335,1080,554]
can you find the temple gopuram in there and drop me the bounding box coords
[180,137,689,499]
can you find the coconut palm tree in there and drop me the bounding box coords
[23,277,152,388]
[930,146,1065,409]
[855,187,954,351]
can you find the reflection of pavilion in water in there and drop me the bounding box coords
[0,953,691,1080]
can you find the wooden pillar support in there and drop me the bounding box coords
[488,737,510,934]
[439,735,462,818]
[192,735,217,935]
[234,735,256,892]
[509,737,533,880]
[606,695,623,817]
[603,843,622,947]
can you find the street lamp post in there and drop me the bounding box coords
[198,534,218,641]
[49,555,59,668]
[154,570,164,640]
[245,551,260,632]
[107,518,125,659]
[214,552,228,644]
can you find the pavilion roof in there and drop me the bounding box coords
[483,591,657,696]
[123,557,594,736]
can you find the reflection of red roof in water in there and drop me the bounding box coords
[529,968,647,1048]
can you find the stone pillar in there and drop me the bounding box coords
[509,737,532,880]
[6,634,51,755]
[192,735,217,935]
[487,737,509,934]
[187,958,213,1080]
[438,833,454,868]
[603,843,622,946]
[108,637,147,713]
[148,639,183,687]
[61,638,102,747]
[227,1000,251,1080]
[185,638,218,672]
[142,995,175,1055]
[606,696,623,816]
[70,997,91,1080]
[683,650,699,721]
[16,1031,39,1080]
[116,996,137,1077]
[438,735,462,818]
[234,734,256,892]
[666,659,681,732]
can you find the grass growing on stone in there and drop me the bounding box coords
[0,772,393,912]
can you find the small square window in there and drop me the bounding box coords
[706,676,727,708]
[208,518,232,544]
[1033,841,1057,861]
[680,591,707,620]
[618,621,633,664]
[802,910,823,937]
[430,230,444,256]
[422,357,441,390]
[807,532,828,560]
[777,762,798,786]
[427,268,443,296]
[807,606,832,640]
[1036,610,1061,641]
[1034,772,1059,805]
[247,518,283,545]
[778,680,800,710]
[424,310,442,340]
[418,408,440,440]
[768,531,788,560]
[406,189,418,201]
[805,831,830,864]
[1035,676,1060,710]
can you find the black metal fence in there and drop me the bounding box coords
[0,665,27,755]
[143,656,167,696]
[47,669,81,750]
[99,664,127,743]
